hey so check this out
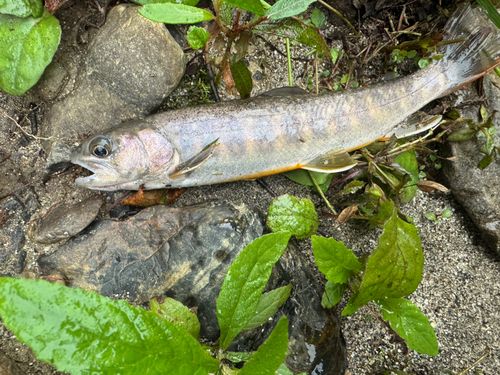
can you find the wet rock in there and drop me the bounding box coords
[442,73,500,254]
[38,202,346,374]
[0,348,25,375]
[32,195,104,244]
[41,3,185,164]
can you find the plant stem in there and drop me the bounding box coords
[318,0,359,37]
[286,38,293,87]
[308,171,337,215]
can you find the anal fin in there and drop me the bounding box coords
[384,113,442,139]
[301,148,357,173]
[169,139,219,179]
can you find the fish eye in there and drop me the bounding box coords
[89,136,112,158]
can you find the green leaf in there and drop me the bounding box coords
[311,8,325,28]
[312,236,362,283]
[417,57,431,69]
[424,212,436,221]
[330,48,339,64]
[478,152,496,169]
[223,0,265,16]
[343,200,423,316]
[267,195,319,239]
[217,232,292,349]
[441,209,452,219]
[0,278,220,374]
[284,169,333,192]
[276,363,306,375]
[477,0,500,30]
[377,297,438,355]
[244,285,292,330]
[219,1,232,24]
[394,150,419,204]
[447,127,476,142]
[239,316,289,375]
[230,59,253,99]
[322,281,347,308]
[480,132,495,155]
[0,0,43,18]
[226,351,253,363]
[338,180,366,196]
[138,3,214,24]
[150,297,200,339]
[0,11,61,95]
[266,0,317,20]
[133,0,200,5]
[256,18,330,58]
[187,25,209,49]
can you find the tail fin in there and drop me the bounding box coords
[438,3,500,96]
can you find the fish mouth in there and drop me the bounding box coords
[71,156,124,190]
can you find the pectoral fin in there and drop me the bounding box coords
[385,113,442,139]
[301,148,357,173]
[169,139,219,179]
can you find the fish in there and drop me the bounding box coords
[71,4,500,191]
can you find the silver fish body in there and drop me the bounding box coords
[71,4,500,191]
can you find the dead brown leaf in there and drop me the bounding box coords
[122,188,186,207]
[417,180,450,194]
[338,205,358,224]
[45,0,69,13]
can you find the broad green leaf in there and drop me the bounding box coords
[230,59,253,99]
[267,195,318,239]
[477,0,500,30]
[338,180,366,196]
[310,8,325,28]
[0,0,43,18]
[447,127,476,142]
[377,297,438,355]
[150,297,200,339]
[223,0,265,16]
[266,0,317,20]
[239,316,289,375]
[276,363,306,375]
[256,18,331,58]
[284,169,333,193]
[394,150,419,204]
[244,285,292,330]
[138,3,214,24]
[0,11,61,95]
[343,200,423,316]
[217,232,292,348]
[322,281,347,308]
[312,236,362,283]
[187,25,209,49]
[0,278,220,374]
[134,0,200,5]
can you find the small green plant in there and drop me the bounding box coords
[425,209,452,222]
[0,0,61,95]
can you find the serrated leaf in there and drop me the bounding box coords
[134,0,200,5]
[377,297,438,355]
[0,278,220,374]
[230,59,253,99]
[0,0,43,18]
[244,285,291,330]
[477,0,500,30]
[266,0,317,20]
[312,236,362,283]
[150,297,200,339]
[217,232,291,348]
[311,8,325,28]
[0,11,61,95]
[239,316,289,375]
[394,150,419,204]
[224,0,265,15]
[138,3,214,24]
[322,281,347,308]
[187,25,209,49]
[343,200,423,316]
[267,195,318,239]
[256,18,330,58]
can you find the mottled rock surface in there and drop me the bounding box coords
[442,73,500,254]
[38,201,346,374]
[41,3,185,164]
[0,348,25,375]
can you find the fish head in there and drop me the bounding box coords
[71,126,177,190]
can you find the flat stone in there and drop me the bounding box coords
[442,72,500,254]
[38,202,346,374]
[32,195,104,244]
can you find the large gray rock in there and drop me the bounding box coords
[442,73,500,254]
[38,202,346,374]
[41,4,185,165]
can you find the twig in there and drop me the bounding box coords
[203,46,220,102]
[318,0,359,37]
[0,110,52,141]
[456,348,490,375]
[308,171,337,215]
